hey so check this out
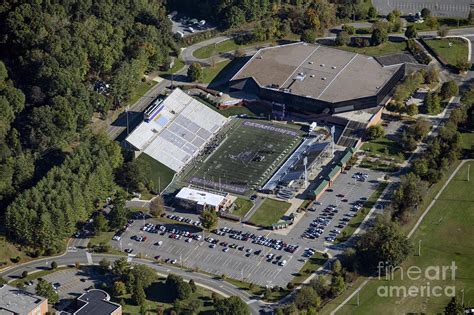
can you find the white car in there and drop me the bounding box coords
[186,238,192,243]
[279,260,287,266]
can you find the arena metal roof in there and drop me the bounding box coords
[231,42,402,103]
[176,187,228,207]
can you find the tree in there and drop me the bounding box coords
[355,217,413,273]
[215,296,250,315]
[199,209,218,234]
[404,25,417,39]
[21,271,28,278]
[342,24,355,35]
[456,59,471,73]
[109,198,128,230]
[165,274,191,301]
[421,8,431,18]
[330,275,346,296]
[469,10,474,25]
[424,66,440,84]
[294,286,321,310]
[113,281,127,296]
[92,213,109,234]
[189,279,197,293]
[426,16,438,29]
[410,119,431,140]
[368,7,378,19]
[437,25,449,37]
[149,197,164,217]
[188,63,203,82]
[112,258,131,278]
[300,29,316,43]
[371,28,387,46]
[131,278,146,305]
[366,125,385,140]
[36,279,59,304]
[51,261,57,270]
[335,31,350,46]
[99,258,110,271]
[440,81,459,99]
[392,172,427,216]
[444,296,464,314]
[406,103,419,116]
[332,259,342,275]
[424,92,441,114]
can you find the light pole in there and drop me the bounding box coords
[418,240,422,256]
[468,165,470,182]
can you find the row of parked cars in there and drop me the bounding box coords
[165,214,202,227]
[215,227,299,253]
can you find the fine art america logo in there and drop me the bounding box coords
[377,261,457,298]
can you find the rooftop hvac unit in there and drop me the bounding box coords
[309,61,314,64]
[310,74,315,78]
[320,64,325,67]
[322,77,327,80]
[332,66,337,69]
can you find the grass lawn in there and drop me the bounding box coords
[201,60,231,83]
[136,153,176,193]
[0,236,30,268]
[331,161,474,315]
[248,198,291,227]
[232,198,254,218]
[193,38,276,59]
[115,277,217,314]
[334,40,407,56]
[158,58,185,75]
[224,277,289,302]
[290,252,328,286]
[361,136,405,159]
[11,266,72,285]
[424,38,468,66]
[335,182,388,244]
[461,132,474,154]
[125,80,158,106]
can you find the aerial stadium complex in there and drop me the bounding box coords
[125,88,332,197]
[126,42,408,200]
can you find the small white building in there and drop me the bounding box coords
[175,187,232,212]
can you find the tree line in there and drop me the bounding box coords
[0,0,175,218]
[5,134,123,254]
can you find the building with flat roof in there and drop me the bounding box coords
[63,289,121,315]
[175,187,232,212]
[0,284,48,315]
[230,42,404,114]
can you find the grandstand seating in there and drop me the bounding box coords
[337,120,367,147]
[126,88,228,172]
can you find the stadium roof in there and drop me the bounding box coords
[126,88,228,172]
[176,187,228,207]
[231,42,402,103]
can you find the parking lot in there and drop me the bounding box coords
[170,15,214,37]
[111,167,384,287]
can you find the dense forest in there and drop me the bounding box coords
[0,0,174,251]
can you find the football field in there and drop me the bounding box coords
[185,119,304,194]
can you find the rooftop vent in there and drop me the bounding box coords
[299,72,304,76]
[322,77,327,80]
[310,74,315,78]
[309,61,314,64]
[332,66,337,69]
[320,64,325,67]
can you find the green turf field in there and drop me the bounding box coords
[248,198,291,227]
[328,161,474,315]
[136,153,176,192]
[185,119,303,195]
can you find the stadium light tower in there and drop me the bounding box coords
[330,125,335,157]
[303,157,308,188]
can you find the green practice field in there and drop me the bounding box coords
[185,119,303,195]
[424,38,468,66]
[330,161,474,315]
[248,198,291,227]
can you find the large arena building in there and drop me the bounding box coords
[229,42,405,115]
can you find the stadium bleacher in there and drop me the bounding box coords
[126,88,228,172]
